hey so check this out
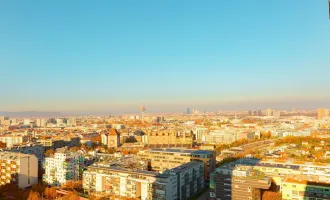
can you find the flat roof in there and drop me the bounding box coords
[148,148,213,154]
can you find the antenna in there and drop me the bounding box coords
[141,106,146,123]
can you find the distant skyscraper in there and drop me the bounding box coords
[265,108,273,117]
[36,118,46,127]
[318,108,329,120]
[187,108,190,114]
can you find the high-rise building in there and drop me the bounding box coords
[0,152,38,188]
[187,108,190,114]
[43,147,84,186]
[265,108,273,116]
[318,108,329,120]
[36,118,46,127]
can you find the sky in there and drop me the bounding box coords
[0,0,329,114]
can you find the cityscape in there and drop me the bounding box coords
[1,1,330,200]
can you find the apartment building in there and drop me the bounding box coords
[202,130,238,144]
[255,160,330,186]
[137,148,216,183]
[43,147,84,186]
[163,161,205,200]
[282,177,330,200]
[0,152,38,188]
[83,166,177,200]
[210,164,271,200]
[0,135,30,148]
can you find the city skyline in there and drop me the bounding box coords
[1,0,330,113]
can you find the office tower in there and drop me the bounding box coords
[248,110,252,115]
[43,147,84,186]
[318,108,329,120]
[0,152,38,188]
[265,108,273,116]
[187,108,190,114]
[36,118,46,127]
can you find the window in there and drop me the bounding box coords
[292,185,296,188]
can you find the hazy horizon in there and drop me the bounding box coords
[1,1,329,112]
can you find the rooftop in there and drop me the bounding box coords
[0,151,32,160]
[148,148,213,155]
[163,161,203,174]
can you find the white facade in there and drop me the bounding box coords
[83,167,178,200]
[43,147,83,186]
[0,135,29,148]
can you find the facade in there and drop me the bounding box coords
[0,135,30,148]
[36,118,47,127]
[67,117,77,126]
[43,147,84,186]
[265,108,273,117]
[282,177,330,200]
[144,130,193,147]
[203,130,237,144]
[138,148,216,183]
[0,116,9,125]
[163,161,205,200]
[194,127,208,141]
[0,152,38,188]
[210,165,271,200]
[318,108,330,120]
[101,129,120,148]
[83,166,177,200]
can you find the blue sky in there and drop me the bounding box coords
[0,0,329,114]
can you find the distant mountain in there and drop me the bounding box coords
[0,111,64,117]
